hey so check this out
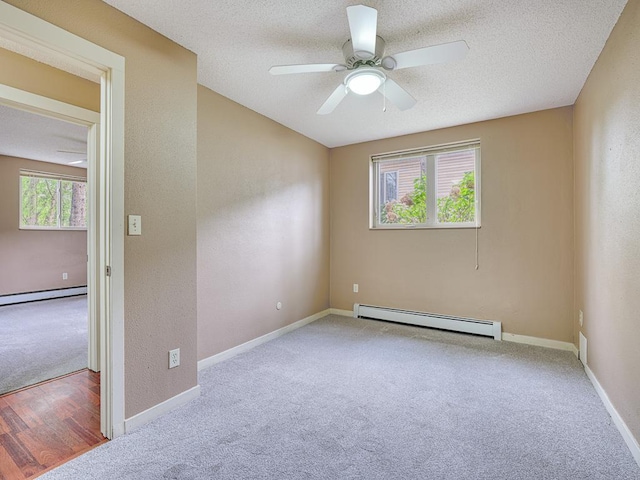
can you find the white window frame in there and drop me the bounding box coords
[19,170,88,231]
[370,140,481,230]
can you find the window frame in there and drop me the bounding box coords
[370,140,481,230]
[19,170,88,231]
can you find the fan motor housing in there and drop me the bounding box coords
[342,36,386,69]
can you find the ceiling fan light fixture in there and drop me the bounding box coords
[345,69,385,95]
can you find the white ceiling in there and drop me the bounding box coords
[102,0,626,148]
[0,104,87,168]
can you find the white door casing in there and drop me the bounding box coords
[0,1,126,439]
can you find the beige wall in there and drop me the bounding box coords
[5,0,199,418]
[0,47,100,112]
[574,0,640,443]
[0,156,87,295]
[330,107,574,341]
[197,85,330,360]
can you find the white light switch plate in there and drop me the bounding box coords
[128,215,142,236]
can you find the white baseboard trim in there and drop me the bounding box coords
[585,365,640,467]
[502,332,578,355]
[124,384,200,434]
[329,308,353,317]
[0,286,87,306]
[198,309,331,371]
[112,422,125,438]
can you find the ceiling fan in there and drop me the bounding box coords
[57,149,87,165]
[269,5,469,115]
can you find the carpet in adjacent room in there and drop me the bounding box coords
[0,295,88,395]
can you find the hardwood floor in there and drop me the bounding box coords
[0,370,107,479]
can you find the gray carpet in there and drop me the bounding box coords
[43,315,639,479]
[0,295,88,394]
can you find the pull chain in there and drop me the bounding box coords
[382,81,386,112]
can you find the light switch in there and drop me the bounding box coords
[128,215,142,236]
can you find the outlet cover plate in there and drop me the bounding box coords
[169,348,180,368]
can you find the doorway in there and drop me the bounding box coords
[0,1,125,439]
[0,102,96,396]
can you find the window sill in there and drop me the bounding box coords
[19,227,88,231]
[370,223,481,230]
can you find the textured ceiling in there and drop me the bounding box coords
[101,0,627,147]
[0,104,87,168]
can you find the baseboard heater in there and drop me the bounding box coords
[0,286,87,306]
[354,303,502,340]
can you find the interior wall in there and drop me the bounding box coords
[574,0,640,443]
[330,107,574,342]
[0,156,87,295]
[197,85,330,360]
[5,0,199,418]
[0,47,100,111]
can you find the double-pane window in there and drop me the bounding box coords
[20,172,87,230]
[371,141,480,229]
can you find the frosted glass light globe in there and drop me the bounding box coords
[346,69,385,95]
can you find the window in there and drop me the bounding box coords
[371,141,480,229]
[20,172,87,230]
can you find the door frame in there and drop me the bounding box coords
[0,85,101,371]
[0,1,125,439]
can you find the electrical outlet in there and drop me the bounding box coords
[579,310,584,327]
[169,348,180,369]
[353,283,359,293]
[62,272,68,280]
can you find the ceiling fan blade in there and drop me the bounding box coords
[379,79,417,111]
[269,64,344,75]
[346,5,377,58]
[386,40,469,70]
[317,84,348,115]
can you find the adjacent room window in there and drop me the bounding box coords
[371,140,480,229]
[19,171,87,230]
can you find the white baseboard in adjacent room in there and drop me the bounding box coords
[198,309,331,371]
[585,365,640,467]
[502,332,578,356]
[124,385,201,434]
[0,286,88,306]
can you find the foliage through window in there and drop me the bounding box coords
[20,172,87,230]
[371,141,480,229]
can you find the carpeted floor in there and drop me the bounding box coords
[0,295,88,395]
[42,315,639,479]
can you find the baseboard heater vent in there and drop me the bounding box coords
[354,303,502,340]
[0,286,87,306]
